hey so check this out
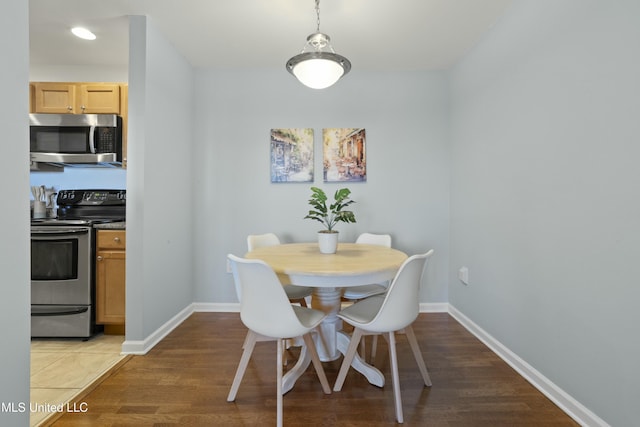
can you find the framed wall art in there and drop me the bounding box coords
[323,128,366,182]
[270,128,314,183]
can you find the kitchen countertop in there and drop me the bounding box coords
[94,221,126,230]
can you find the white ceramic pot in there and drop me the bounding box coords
[318,231,339,254]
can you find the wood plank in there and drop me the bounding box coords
[49,312,578,426]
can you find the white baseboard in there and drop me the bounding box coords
[194,302,449,313]
[448,304,608,427]
[192,302,239,312]
[419,302,449,313]
[121,304,195,355]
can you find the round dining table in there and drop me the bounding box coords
[245,242,408,392]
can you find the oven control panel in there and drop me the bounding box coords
[57,189,126,206]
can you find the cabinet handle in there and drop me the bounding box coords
[67,106,73,111]
[97,256,103,261]
[114,237,121,242]
[81,105,86,111]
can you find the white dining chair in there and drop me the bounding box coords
[247,233,313,307]
[342,232,392,300]
[226,254,331,427]
[333,250,435,424]
[342,232,392,359]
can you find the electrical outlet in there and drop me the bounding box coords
[458,266,469,285]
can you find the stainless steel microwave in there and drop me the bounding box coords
[29,114,123,167]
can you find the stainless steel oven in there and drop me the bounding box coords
[31,224,95,338]
[30,189,126,339]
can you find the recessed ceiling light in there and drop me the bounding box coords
[71,27,96,40]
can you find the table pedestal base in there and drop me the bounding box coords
[336,331,384,387]
[281,287,385,394]
[311,287,342,361]
[281,331,385,394]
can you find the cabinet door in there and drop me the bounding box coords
[96,250,126,324]
[32,83,76,113]
[79,84,121,114]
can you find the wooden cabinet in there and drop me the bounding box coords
[31,82,122,114]
[31,83,76,113]
[96,230,126,332]
[80,83,122,114]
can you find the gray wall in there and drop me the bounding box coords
[191,69,451,305]
[0,2,31,425]
[30,65,127,82]
[125,16,195,341]
[449,1,640,425]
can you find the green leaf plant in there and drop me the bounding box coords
[304,187,357,232]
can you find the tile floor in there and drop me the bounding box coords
[30,334,125,427]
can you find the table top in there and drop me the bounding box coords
[245,242,408,287]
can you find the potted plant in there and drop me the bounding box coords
[304,186,356,254]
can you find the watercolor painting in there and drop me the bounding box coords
[270,128,314,182]
[323,128,366,182]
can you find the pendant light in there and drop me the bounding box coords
[286,0,351,89]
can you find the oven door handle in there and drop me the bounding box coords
[31,305,89,316]
[31,228,90,236]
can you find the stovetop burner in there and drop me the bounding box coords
[32,189,126,226]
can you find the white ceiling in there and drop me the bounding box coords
[29,0,512,71]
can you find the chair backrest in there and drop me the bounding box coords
[356,233,391,248]
[227,254,311,338]
[364,249,434,333]
[356,233,393,287]
[355,232,391,247]
[247,233,281,251]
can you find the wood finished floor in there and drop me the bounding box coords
[49,312,578,426]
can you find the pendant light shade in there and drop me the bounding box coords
[286,2,351,89]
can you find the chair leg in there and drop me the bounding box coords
[387,331,404,423]
[277,338,283,427]
[333,328,364,392]
[227,330,258,402]
[240,329,251,349]
[348,299,367,361]
[370,335,378,364]
[404,325,432,386]
[281,339,290,366]
[298,298,308,307]
[302,333,331,394]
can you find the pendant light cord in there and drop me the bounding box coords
[315,0,321,32]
